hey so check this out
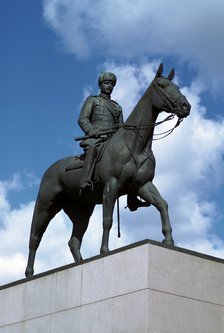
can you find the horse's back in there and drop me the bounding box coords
[39,155,84,195]
[42,155,83,176]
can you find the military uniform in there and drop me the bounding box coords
[78,93,123,149]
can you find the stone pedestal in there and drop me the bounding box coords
[1,239,224,332]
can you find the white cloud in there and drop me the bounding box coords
[43,0,224,87]
[0,254,27,283]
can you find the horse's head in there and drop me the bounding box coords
[152,63,191,119]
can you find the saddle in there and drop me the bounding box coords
[65,154,85,171]
[65,140,108,182]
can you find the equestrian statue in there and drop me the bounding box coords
[25,64,191,277]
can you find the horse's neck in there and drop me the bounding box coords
[122,86,158,152]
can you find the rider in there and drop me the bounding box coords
[78,72,123,193]
[78,72,149,211]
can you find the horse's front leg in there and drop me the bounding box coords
[100,178,118,255]
[138,181,174,246]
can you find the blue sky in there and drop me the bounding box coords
[1,0,224,284]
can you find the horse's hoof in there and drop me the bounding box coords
[100,246,109,255]
[25,267,34,278]
[162,239,174,246]
[68,237,83,262]
[73,255,83,263]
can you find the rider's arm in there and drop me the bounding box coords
[119,107,124,125]
[78,96,95,134]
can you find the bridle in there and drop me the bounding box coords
[151,79,183,114]
[151,78,184,139]
[122,78,184,140]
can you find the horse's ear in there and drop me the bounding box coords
[155,63,163,79]
[167,69,175,81]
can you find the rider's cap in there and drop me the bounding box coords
[98,72,117,87]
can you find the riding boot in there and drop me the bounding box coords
[79,147,97,195]
[126,193,151,211]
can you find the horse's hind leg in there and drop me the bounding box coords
[64,203,95,262]
[25,194,62,277]
[138,182,174,245]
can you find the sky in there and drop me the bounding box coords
[1,0,224,285]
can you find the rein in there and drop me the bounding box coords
[153,117,183,140]
[122,113,182,141]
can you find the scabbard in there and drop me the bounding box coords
[75,128,116,141]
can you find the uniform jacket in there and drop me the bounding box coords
[78,94,123,134]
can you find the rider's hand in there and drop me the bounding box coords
[88,127,100,138]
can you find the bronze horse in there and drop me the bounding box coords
[25,64,191,277]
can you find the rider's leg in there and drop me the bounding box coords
[79,146,97,193]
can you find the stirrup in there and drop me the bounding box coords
[126,198,151,211]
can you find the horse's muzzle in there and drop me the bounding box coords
[176,98,191,118]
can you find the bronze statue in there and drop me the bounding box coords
[25,64,191,277]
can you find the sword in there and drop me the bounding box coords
[75,128,117,141]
